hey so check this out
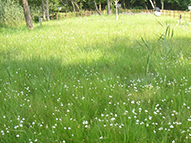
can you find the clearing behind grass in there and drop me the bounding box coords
[0,14,191,143]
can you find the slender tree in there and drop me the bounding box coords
[99,0,101,11]
[70,0,80,12]
[22,0,33,29]
[71,0,75,12]
[148,0,155,9]
[94,0,102,15]
[161,0,164,10]
[42,0,46,20]
[46,0,50,21]
[121,0,125,8]
[107,0,111,15]
[115,0,119,20]
[74,0,80,11]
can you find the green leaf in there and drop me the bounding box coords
[171,28,174,39]
[157,21,164,28]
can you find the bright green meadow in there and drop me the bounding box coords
[0,14,191,143]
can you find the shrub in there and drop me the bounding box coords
[0,0,25,27]
[133,6,144,10]
[30,6,42,21]
[34,16,39,23]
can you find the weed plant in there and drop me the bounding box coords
[0,14,191,142]
[137,22,175,76]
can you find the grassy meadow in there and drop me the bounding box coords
[0,14,191,143]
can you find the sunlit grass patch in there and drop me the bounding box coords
[0,14,191,142]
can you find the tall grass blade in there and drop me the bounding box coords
[5,68,11,83]
[137,37,151,75]
[157,34,164,41]
[136,40,144,48]
[146,49,151,74]
[141,37,150,49]
[157,21,164,28]
[171,28,174,39]
[166,44,174,57]
[165,25,169,37]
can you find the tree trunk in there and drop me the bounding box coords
[94,0,102,15]
[107,0,110,15]
[74,1,80,11]
[99,0,101,11]
[122,0,126,9]
[65,0,68,12]
[144,2,148,10]
[71,1,75,12]
[153,0,156,7]
[85,1,86,11]
[126,0,130,9]
[115,0,119,20]
[46,0,50,21]
[42,0,46,21]
[148,0,155,9]
[161,0,164,10]
[22,0,33,29]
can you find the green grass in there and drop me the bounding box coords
[0,14,191,143]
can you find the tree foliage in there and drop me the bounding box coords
[164,0,191,10]
[1,0,191,28]
[0,0,25,27]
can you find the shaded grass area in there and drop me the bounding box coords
[0,14,191,142]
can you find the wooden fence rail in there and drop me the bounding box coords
[55,9,191,21]
[56,11,97,20]
[161,10,191,21]
[56,9,153,20]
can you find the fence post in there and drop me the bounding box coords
[175,11,177,17]
[173,10,175,18]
